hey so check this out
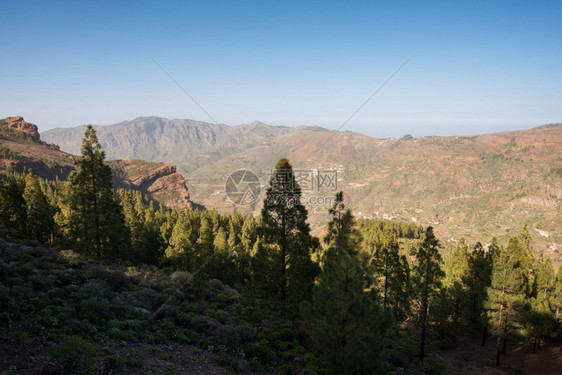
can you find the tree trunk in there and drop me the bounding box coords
[454,298,460,332]
[280,213,287,307]
[481,325,487,347]
[420,269,429,361]
[383,255,388,311]
[501,320,508,354]
[92,167,101,258]
[533,337,537,353]
[502,336,507,354]
[420,316,427,361]
[495,335,502,366]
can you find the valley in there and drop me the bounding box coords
[42,117,562,256]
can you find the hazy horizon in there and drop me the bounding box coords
[35,114,560,140]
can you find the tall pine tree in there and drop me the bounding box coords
[465,241,494,345]
[259,157,319,315]
[57,125,128,257]
[23,172,52,243]
[444,238,470,334]
[485,237,528,366]
[311,192,387,373]
[412,226,444,361]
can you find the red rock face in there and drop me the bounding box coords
[2,116,40,141]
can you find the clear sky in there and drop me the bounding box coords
[1,0,561,138]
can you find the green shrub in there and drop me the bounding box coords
[196,338,209,350]
[102,356,124,373]
[124,356,142,369]
[214,324,241,349]
[31,323,44,333]
[184,302,200,313]
[51,335,97,375]
[237,324,256,343]
[276,327,298,342]
[107,327,124,340]
[171,271,192,285]
[79,300,100,323]
[217,355,239,372]
[246,343,276,364]
[0,312,10,325]
[18,253,35,263]
[11,330,28,340]
[249,358,259,372]
[59,250,84,267]
[423,356,446,375]
[64,319,91,336]
[143,333,155,344]
[277,363,293,375]
[161,318,176,333]
[483,358,494,367]
[216,309,229,323]
[154,330,167,343]
[89,267,128,291]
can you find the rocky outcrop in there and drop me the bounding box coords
[1,116,40,141]
[131,163,196,209]
[108,159,204,210]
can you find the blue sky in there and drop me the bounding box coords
[1,0,561,137]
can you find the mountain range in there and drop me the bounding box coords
[41,117,562,257]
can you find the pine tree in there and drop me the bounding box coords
[259,157,319,314]
[412,226,444,361]
[525,254,556,352]
[552,266,562,322]
[465,241,493,345]
[238,215,257,284]
[0,174,27,239]
[249,237,280,301]
[485,238,528,366]
[444,238,470,334]
[311,192,387,373]
[23,173,52,243]
[198,215,215,258]
[58,125,128,257]
[534,254,555,302]
[371,229,410,318]
[208,225,238,283]
[165,211,195,269]
[40,178,60,245]
[518,224,535,296]
[141,202,165,265]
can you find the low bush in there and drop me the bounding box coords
[51,335,97,375]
